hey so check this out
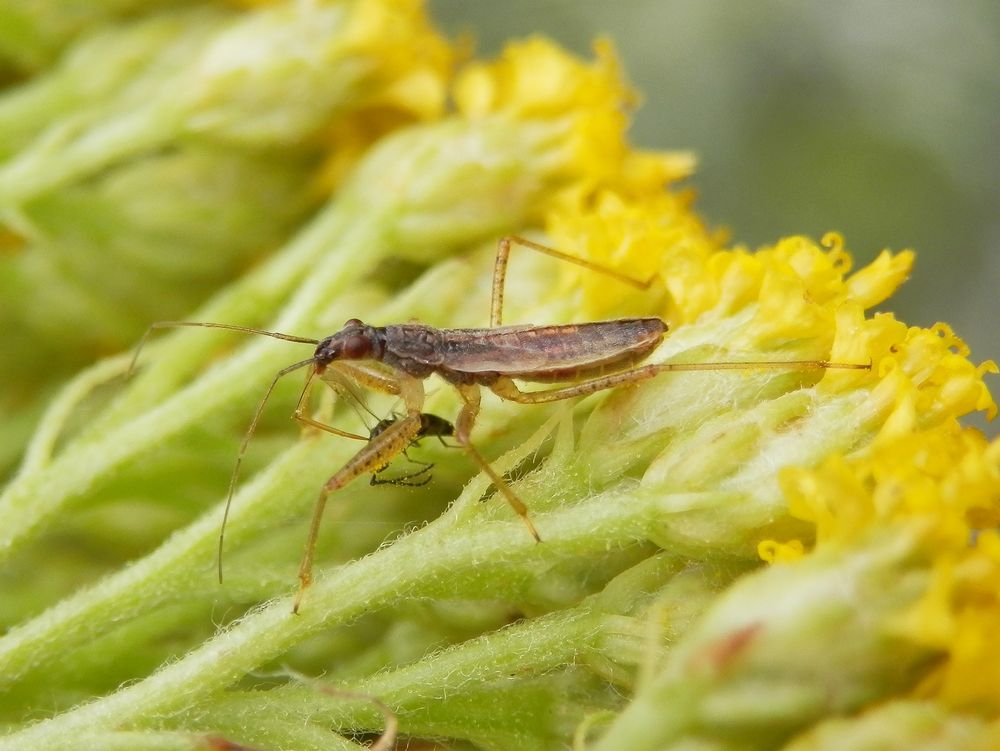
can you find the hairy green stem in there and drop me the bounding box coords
[0,472,675,748]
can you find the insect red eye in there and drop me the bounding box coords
[343,334,370,359]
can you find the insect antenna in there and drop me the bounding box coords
[128,321,320,376]
[217,356,318,584]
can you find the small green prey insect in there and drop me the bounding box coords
[132,236,870,612]
[366,412,454,487]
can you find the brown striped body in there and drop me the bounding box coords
[314,317,667,385]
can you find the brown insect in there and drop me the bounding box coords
[133,236,868,612]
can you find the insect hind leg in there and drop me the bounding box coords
[490,235,656,327]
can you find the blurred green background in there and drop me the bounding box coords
[433,0,1000,435]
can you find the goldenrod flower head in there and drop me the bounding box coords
[822,311,999,441]
[926,537,1000,713]
[455,36,633,121]
[544,189,915,331]
[312,0,454,190]
[781,426,998,545]
[545,189,718,321]
[778,426,1000,713]
[338,36,699,264]
[455,36,692,198]
[547,182,999,731]
[342,0,451,114]
[543,186,995,434]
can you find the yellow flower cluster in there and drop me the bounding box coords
[455,38,696,210]
[497,37,998,725]
[780,425,1000,711]
[533,125,994,437]
[314,0,454,191]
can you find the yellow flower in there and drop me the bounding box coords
[781,425,998,545]
[544,184,997,442]
[823,313,999,438]
[341,0,452,119]
[540,186,920,344]
[454,37,692,199]
[904,530,1000,713]
[455,35,634,121]
[545,189,718,321]
[757,538,806,563]
[779,424,1000,712]
[845,247,915,308]
[311,0,454,192]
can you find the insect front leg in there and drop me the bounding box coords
[453,384,541,542]
[293,412,423,614]
[292,368,367,441]
[327,361,403,398]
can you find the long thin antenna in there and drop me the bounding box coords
[128,321,320,376]
[217,356,317,583]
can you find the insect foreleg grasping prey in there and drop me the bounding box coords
[132,235,869,612]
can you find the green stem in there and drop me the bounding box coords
[35,730,214,751]
[0,205,384,564]
[201,609,605,733]
[0,102,181,205]
[0,476,673,749]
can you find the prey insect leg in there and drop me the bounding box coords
[367,412,455,486]
[369,460,434,487]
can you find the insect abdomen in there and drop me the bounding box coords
[437,318,667,382]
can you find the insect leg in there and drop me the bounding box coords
[218,357,318,584]
[490,235,656,326]
[369,463,434,487]
[292,367,368,441]
[376,445,435,482]
[489,357,871,405]
[325,361,403,397]
[453,385,541,542]
[368,411,453,485]
[293,412,424,614]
